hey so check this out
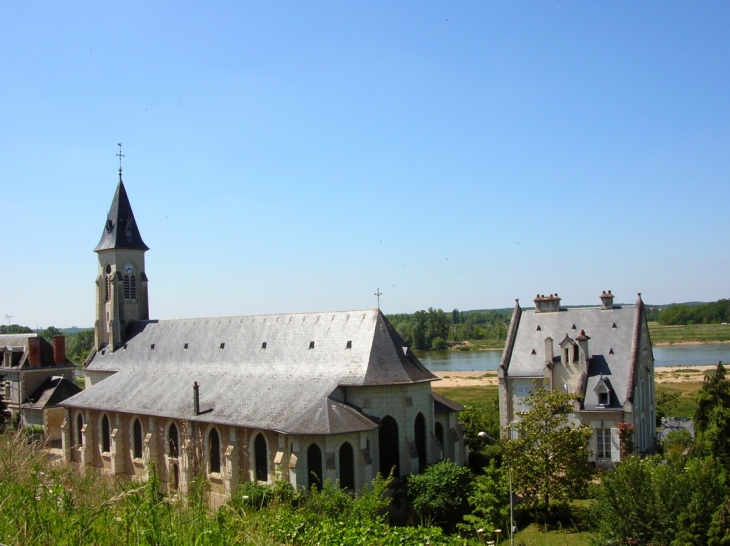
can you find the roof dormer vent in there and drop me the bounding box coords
[600,290,615,310]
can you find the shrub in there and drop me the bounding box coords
[406,460,474,528]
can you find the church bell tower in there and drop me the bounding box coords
[94,168,149,352]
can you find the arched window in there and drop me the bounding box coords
[133,418,143,459]
[435,422,444,453]
[307,443,323,491]
[130,275,136,300]
[254,433,268,482]
[379,416,400,478]
[123,275,131,299]
[76,413,84,446]
[339,442,354,490]
[168,423,179,458]
[209,428,221,473]
[415,413,427,473]
[105,276,112,302]
[101,414,111,453]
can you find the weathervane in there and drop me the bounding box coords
[116,143,125,180]
[374,288,383,309]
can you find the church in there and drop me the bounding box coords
[61,173,467,497]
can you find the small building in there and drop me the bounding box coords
[498,291,656,465]
[0,333,76,432]
[61,172,466,498]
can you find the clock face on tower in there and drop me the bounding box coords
[124,263,135,275]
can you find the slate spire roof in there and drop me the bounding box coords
[94,176,149,252]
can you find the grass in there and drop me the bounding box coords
[657,382,702,417]
[432,385,499,409]
[648,321,730,344]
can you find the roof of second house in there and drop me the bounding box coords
[501,295,650,409]
[0,334,71,368]
[63,309,439,434]
[23,376,82,409]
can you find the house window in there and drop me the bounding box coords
[515,385,532,412]
[209,428,221,474]
[133,418,143,459]
[101,414,111,453]
[598,391,609,406]
[596,429,611,459]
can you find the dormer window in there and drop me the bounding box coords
[594,377,613,407]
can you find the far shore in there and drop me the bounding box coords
[433,364,717,389]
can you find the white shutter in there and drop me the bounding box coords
[611,428,621,462]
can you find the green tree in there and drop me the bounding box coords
[67,329,95,363]
[504,387,593,514]
[459,401,500,451]
[0,324,32,334]
[592,456,727,546]
[656,389,681,426]
[458,460,510,537]
[39,326,63,344]
[693,362,730,467]
[406,460,474,528]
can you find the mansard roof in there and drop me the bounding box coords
[63,309,438,434]
[500,295,651,409]
[94,178,149,252]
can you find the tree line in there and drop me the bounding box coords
[658,298,730,325]
[386,308,511,350]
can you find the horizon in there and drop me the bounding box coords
[2,2,729,327]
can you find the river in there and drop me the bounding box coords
[414,343,730,373]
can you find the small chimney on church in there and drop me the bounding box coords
[534,293,561,313]
[193,381,200,416]
[600,290,615,310]
[53,336,66,365]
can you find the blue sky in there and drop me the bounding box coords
[1,2,728,328]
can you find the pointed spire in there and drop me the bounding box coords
[94,178,149,252]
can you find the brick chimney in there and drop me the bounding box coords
[53,336,66,365]
[534,293,561,313]
[600,290,614,310]
[28,336,41,366]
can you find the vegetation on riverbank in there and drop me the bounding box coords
[649,321,730,345]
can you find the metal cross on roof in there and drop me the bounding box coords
[374,288,383,309]
[116,143,125,179]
